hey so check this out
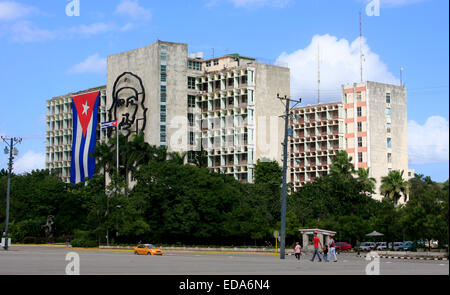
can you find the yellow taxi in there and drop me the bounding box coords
[133,244,163,255]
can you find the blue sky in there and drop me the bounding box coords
[0,0,448,182]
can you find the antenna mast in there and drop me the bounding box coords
[317,44,321,104]
[360,11,363,82]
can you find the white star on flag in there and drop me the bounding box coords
[82,101,90,115]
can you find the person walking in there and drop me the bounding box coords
[323,245,329,262]
[311,232,322,262]
[294,242,302,260]
[328,236,337,262]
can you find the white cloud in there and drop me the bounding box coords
[68,54,107,74]
[68,22,118,37]
[13,150,45,174]
[207,0,290,8]
[115,0,151,20]
[0,1,37,21]
[408,116,449,165]
[10,20,54,42]
[276,34,398,103]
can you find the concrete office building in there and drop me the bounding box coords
[47,40,289,183]
[45,86,107,183]
[289,81,412,200]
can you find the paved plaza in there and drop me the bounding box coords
[0,246,447,275]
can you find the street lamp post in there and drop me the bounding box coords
[1,136,22,250]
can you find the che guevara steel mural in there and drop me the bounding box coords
[108,72,147,138]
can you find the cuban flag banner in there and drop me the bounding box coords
[70,91,100,184]
[101,120,118,129]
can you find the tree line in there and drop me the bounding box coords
[0,132,447,249]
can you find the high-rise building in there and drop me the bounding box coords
[47,40,290,183]
[289,81,412,200]
[45,86,107,183]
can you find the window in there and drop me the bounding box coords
[206,61,211,67]
[160,125,166,133]
[387,153,392,163]
[189,132,194,145]
[387,138,392,148]
[160,105,166,113]
[161,52,166,61]
[228,97,233,105]
[357,92,362,102]
[357,122,362,132]
[161,93,166,103]
[188,95,196,108]
[188,77,196,89]
[386,93,391,104]
[386,108,391,117]
[213,59,219,66]
[187,60,202,71]
[160,134,166,143]
[161,85,166,93]
[188,113,194,126]
[160,113,166,122]
[387,123,391,133]
[344,94,348,104]
[358,152,363,163]
[357,107,362,117]
[358,137,363,147]
[160,74,166,82]
[160,65,166,73]
[161,45,167,50]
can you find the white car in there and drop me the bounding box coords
[388,242,404,251]
[375,242,387,250]
[360,242,376,251]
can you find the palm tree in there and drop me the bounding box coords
[356,168,377,195]
[167,151,187,165]
[330,151,355,179]
[380,170,409,205]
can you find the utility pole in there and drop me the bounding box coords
[277,94,301,259]
[400,67,404,87]
[1,136,22,250]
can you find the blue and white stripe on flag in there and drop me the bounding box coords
[101,120,118,129]
[70,91,100,184]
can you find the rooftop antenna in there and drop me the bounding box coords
[317,43,321,104]
[359,11,364,83]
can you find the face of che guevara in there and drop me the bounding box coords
[109,72,146,138]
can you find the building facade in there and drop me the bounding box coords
[289,81,411,200]
[47,40,289,183]
[45,86,107,183]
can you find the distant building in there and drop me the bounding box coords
[289,81,411,200]
[47,40,290,183]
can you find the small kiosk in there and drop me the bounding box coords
[298,228,337,253]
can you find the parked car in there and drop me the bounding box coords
[375,242,387,250]
[417,240,439,249]
[399,241,415,251]
[360,242,376,251]
[388,242,404,251]
[335,242,352,253]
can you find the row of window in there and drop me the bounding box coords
[205,59,219,67]
[160,46,167,145]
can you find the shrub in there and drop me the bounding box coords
[70,238,97,248]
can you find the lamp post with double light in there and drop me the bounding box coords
[1,136,22,250]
